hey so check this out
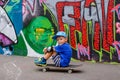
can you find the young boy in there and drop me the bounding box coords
[34,31,72,67]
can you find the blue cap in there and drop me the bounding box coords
[52,31,67,39]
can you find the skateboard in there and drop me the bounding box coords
[37,64,82,73]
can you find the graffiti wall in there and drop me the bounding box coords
[0,0,120,63]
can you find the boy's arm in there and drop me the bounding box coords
[43,46,54,53]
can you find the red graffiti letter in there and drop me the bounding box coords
[56,2,81,49]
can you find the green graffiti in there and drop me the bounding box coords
[13,34,27,56]
[95,50,103,62]
[110,46,116,60]
[64,24,69,35]
[87,21,92,34]
[23,16,55,54]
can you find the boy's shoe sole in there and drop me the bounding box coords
[35,63,47,67]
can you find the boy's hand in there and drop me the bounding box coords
[47,46,53,52]
[43,46,54,53]
[43,47,48,53]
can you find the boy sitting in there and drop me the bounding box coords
[34,31,72,67]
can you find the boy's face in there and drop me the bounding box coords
[56,36,67,45]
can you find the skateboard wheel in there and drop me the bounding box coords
[68,69,72,73]
[42,68,47,72]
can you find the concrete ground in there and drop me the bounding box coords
[0,55,120,80]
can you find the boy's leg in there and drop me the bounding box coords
[44,52,53,60]
[34,52,54,66]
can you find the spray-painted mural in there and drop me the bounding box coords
[0,0,120,63]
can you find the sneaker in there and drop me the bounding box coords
[34,57,47,66]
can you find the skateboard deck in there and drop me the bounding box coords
[37,64,82,73]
